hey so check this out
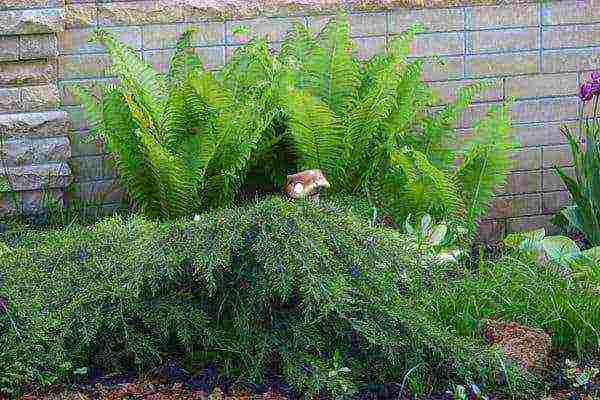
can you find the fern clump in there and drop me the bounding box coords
[277,17,515,233]
[0,198,533,397]
[75,30,277,219]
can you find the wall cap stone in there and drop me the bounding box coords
[0,8,65,36]
[96,0,540,23]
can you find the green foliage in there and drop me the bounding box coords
[75,29,275,219]
[0,198,531,397]
[416,248,600,355]
[554,97,600,246]
[504,228,600,281]
[277,16,515,232]
[77,15,514,233]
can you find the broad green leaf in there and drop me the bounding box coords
[429,224,447,246]
[541,235,580,265]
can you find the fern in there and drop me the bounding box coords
[76,28,278,218]
[278,14,513,231]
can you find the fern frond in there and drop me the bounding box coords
[301,15,360,114]
[284,87,346,183]
[454,102,515,229]
[167,28,203,89]
[94,28,165,119]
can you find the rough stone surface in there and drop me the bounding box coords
[19,34,59,59]
[21,84,61,112]
[0,137,70,166]
[96,0,537,25]
[21,188,64,214]
[0,87,21,113]
[0,60,56,86]
[64,3,96,28]
[0,36,19,61]
[0,8,64,36]
[0,111,68,139]
[1,163,71,192]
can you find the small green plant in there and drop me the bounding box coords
[554,71,600,246]
[404,213,468,263]
[504,228,600,280]
[452,384,488,400]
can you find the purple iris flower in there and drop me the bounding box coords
[591,71,600,84]
[0,296,7,313]
[580,82,595,102]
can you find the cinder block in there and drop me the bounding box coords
[419,55,464,82]
[60,78,114,107]
[143,46,225,72]
[456,102,502,129]
[507,214,554,233]
[69,130,105,158]
[542,167,573,191]
[354,36,386,60]
[70,155,106,182]
[466,52,539,78]
[348,13,387,37]
[58,26,142,55]
[390,8,464,33]
[542,0,600,25]
[0,36,19,61]
[58,53,110,79]
[498,170,542,195]
[543,144,573,168]
[226,17,302,45]
[468,4,539,29]
[410,32,464,57]
[513,121,575,147]
[142,22,225,49]
[511,147,542,171]
[543,48,600,73]
[509,97,579,124]
[468,28,538,53]
[476,219,506,242]
[19,34,58,59]
[75,179,126,205]
[542,190,570,214]
[543,25,600,49]
[428,78,503,105]
[488,193,542,218]
[505,73,578,99]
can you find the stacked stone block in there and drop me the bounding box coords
[0,0,71,215]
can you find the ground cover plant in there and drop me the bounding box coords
[77,15,514,235]
[0,197,538,398]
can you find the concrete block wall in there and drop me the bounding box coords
[2,0,599,238]
[0,0,71,215]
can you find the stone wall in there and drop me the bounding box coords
[2,0,600,238]
[0,1,71,215]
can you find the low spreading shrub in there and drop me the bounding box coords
[0,198,533,398]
